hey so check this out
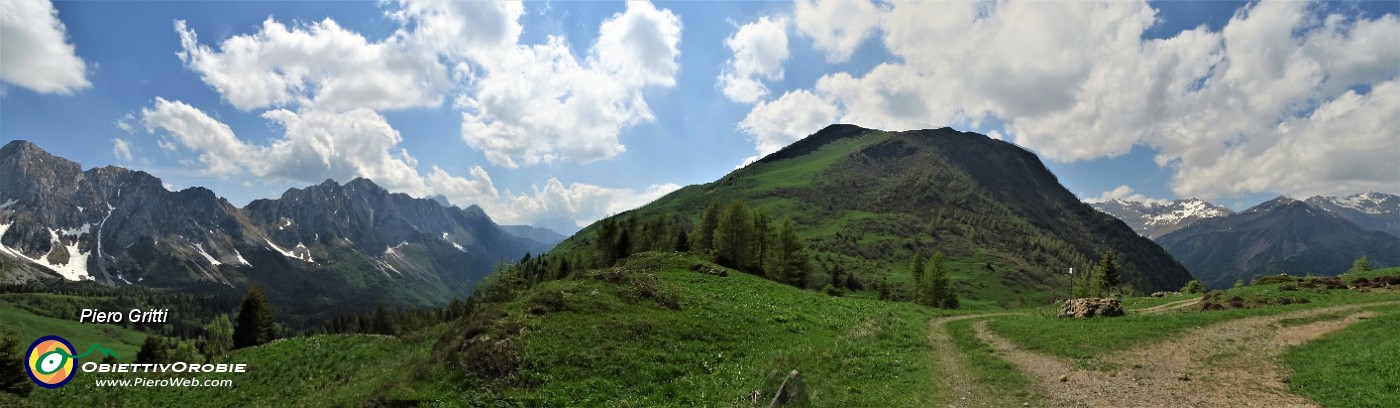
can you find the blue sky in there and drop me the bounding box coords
[2,0,1397,233]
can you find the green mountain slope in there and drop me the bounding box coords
[558,125,1191,305]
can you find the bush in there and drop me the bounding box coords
[1252,274,1297,286]
[1181,279,1205,294]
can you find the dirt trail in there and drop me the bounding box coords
[972,302,1398,407]
[1137,297,1201,314]
[928,314,1013,407]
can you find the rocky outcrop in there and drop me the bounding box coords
[1059,298,1125,318]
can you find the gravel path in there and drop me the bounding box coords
[972,302,1397,407]
[928,314,1015,408]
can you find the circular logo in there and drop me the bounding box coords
[26,335,76,389]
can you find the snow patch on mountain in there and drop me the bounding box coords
[0,223,92,281]
[193,243,222,266]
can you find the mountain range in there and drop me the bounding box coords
[0,140,551,322]
[1094,193,1400,289]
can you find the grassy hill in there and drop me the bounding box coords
[17,252,945,406]
[0,300,145,361]
[553,125,1189,308]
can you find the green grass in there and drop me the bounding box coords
[987,286,1400,360]
[943,318,1037,404]
[24,329,475,407]
[0,301,145,361]
[1283,303,1400,407]
[496,252,942,406]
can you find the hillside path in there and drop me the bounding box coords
[972,301,1399,407]
[928,314,1015,408]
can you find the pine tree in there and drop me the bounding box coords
[774,219,811,287]
[233,286,277,349]
[752,209,773,274]
[674,229,690,252]
[714,200,754,270]
[699,201,722,251]
[924,252,957,309]
[1093,250,1121,297]
[203,314,234,358]
[908,254,926,298]
[1350,255,1372,273]
[136,335,169,364]
[0,326,30,397]
[597,218,620,266]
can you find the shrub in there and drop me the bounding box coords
[1252,274,1296,286]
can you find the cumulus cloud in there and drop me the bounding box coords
[111,138,133,162]
[1084,185,1168,205]
[746,0,1400,201]
[0,0,90,94]
[793,0,883,63]
[738,90,840,156]
[175,18,449,112]
[141,98,251,176]
[492,180,682,232]
[718,16,790,103]
[452,1,684,168]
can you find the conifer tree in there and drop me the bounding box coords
[233,286,277,349]
[909,254,926,299]
[1093,250,1121,296]
[0,327,29,397]
[699,201,723,251]
[136,335,169,364]
[714,200,754,270]
[1350,255,1372,273]
[775,219,811,287]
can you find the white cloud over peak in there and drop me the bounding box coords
[175,18,449,112]
[718,16,791,103]
[743,0,1400,201]
[738,90,839,156]
[0,0,90,94]
[1085,185,1168,205]
[793,0,883,63]
[141,97,251,176]
[111,138,133,162]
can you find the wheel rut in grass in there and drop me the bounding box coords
[1137,297,1201,314]
[972,302,1399,407]
[928,314,1016,408]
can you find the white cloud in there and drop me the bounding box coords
[454,1,684,168]
[0,0,90,94]
[389,0,524,64]
[718,16,790,103]
[111,138,133,162]
[738,90,840,156]
[750,0,1399,202]
[175,18,449,112]
[1085,185,1167,205]
[141,97,251,176]
[257,108,429,194]
[492,179,681,232]
[793,0,883,63]
[114,113,137,135]
[591,1,684,87]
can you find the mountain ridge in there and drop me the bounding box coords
[0,139,544,321]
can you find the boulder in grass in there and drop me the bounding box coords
[1058,298,1124,318]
